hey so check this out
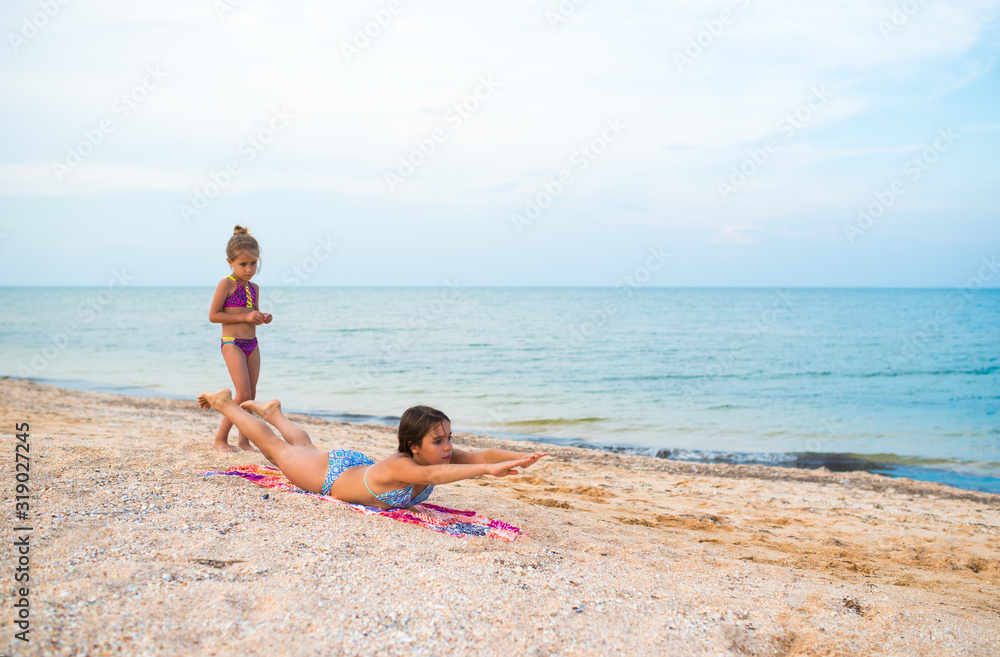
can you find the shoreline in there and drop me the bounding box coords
[7,374,1000,496]
[2,377,1000,656]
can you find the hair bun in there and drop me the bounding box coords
[233,225,250,235]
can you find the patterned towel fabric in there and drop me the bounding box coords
[201,463,522,542]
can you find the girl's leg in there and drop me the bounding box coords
[212,341,239,452]
[218,344,255,452]
[213,414,238,452]
[200,389,285,462]
[198,390,328,492]
[247,345,260,402]
[238,346,262,450]
[240,399,314,447]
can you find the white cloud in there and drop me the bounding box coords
[1,0,998,273]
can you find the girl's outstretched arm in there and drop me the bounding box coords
[451,448,548,467]
[482,454,546,477]
[385,453,546,486]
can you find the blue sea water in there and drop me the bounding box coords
[2,286,998,493]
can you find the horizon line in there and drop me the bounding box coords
[2,284,998,290]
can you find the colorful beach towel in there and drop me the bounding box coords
[201,464,522,542]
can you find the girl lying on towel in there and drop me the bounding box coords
[197,390,547,509]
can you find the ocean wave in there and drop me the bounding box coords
[546,442,1000,493]
[505,417,606,428]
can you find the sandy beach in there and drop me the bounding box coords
[2,377,998,656]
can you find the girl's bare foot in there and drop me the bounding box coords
[214,439,239,453]
[200,391,244,452]
[236,436,257,452]
[240,399,281,421]
[197,389,233,411]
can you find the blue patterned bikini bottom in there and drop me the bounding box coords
[320,450,375,496]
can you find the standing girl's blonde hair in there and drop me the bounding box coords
[207,225,273,452]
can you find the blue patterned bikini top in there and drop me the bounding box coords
[363,466,434,508]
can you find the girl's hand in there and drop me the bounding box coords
[518,452,548,470]
[245,310,266,325]
[263,313,273,324]
[486,453,547,477]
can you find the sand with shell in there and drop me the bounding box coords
[2,377,998,656]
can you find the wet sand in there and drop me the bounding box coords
[2,377,998,656]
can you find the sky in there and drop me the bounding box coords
[0,0,998,288]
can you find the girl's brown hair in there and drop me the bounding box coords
[226,225,261,264]
[397,405,450,455]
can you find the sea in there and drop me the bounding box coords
[2,286,998,494]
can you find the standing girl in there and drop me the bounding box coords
[208,225,272,452]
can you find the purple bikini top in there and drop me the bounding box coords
[224,276,257,309]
